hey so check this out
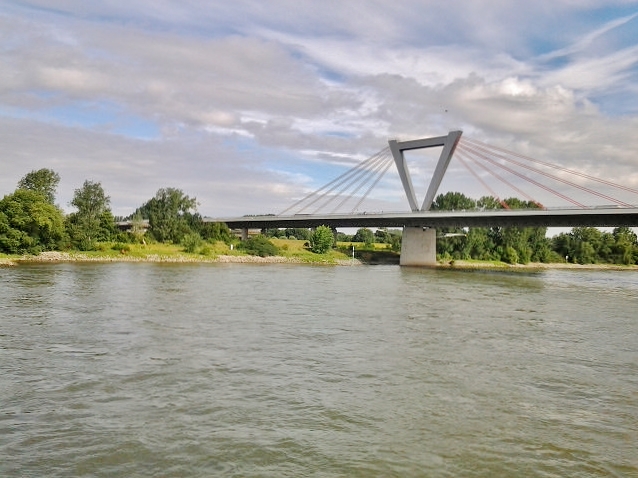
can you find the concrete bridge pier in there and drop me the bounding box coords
[400,227,437,266]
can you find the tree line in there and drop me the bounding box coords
[428,192,638,265]
[2,170,637,264]
[261,191,638,265]
[0,168,231,255]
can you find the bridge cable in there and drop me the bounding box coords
[348,154,395,213]
[307,149,390,214]
[456,149,544,208]
[325,151,391,213]
[279,148,387,215]
[460,140,634,208]
[454,150,510,208]
[463,138,638,197]
[457,142,588,208]
[463,140,635,207]
[278,147,390,215]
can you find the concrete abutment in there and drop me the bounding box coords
[399,227,437,266]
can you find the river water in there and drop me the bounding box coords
[1,263,637,477]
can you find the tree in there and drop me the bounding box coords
[489,197,546,264]
[67,180,113,249]
[477,195,503,210]
[17,169,60,204]
[570,227,603,264]
[612,226,638,265]
[352,228,375,246]
[137,188,198,243]
[310,225,334,254]
[431,192,476,211]
[198,221,232,243]
[128,211,147,242]
[374,228,392,244]
[284,228,311,241]
[0,189,66,254]
[430,192,476,257]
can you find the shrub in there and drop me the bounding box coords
[111,243,131,253]
[502,246,519,264]
[239,235,279,257]
[182,232,203,253]
[200,245,212,256]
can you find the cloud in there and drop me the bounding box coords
[1,1,638,216]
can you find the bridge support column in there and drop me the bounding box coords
[241,228,248,241]
[400,227,437,266]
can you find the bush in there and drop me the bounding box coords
[181,232,203,253]
[239,235,279,257]
[502,246,519,264]
[199,245,212,256]
[111,243,131,252]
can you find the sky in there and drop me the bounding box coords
[2,0,638,219]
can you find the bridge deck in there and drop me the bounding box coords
[207,207,638,230]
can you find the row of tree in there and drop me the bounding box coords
[0,169,232,254]
[2,171,637,264]
[429,192,638,265]
[262,192,638,265]
[0,169,116,254]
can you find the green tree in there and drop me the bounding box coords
[128,211,147,242]
[374,228,392,244]
[612,226,638,265]
[352,228,375,246]
[431,192,476,256]
[461,227,495,261]
[138,188,198,243]
[67,180,113,250]
[431,192,476,211]
[570,227,603,264]
[490,197,546,264]
[502,245,519,264]
[17,169,60,204]
[477,195,504,210]
[310,225,334,254]
[198,221,233,243]
[0,189,66,254]
[552,232,573,262]
[389,231,402,252]
[284,228,311,241]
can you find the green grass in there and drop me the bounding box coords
[2,239,354,264]
[270,238,352,263]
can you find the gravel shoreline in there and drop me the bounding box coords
[2,252,637,270]
[0,251,357,266]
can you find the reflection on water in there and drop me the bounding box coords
[1,263,637,477]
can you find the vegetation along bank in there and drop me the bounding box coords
[2,168,638,267]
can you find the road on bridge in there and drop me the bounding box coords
[207,207,638,230]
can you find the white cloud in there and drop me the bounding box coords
[1,1,638,216]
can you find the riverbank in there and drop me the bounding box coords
[0,251,359,267]
[2,251,638,270]
[437,259,638,271]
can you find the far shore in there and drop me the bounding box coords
[2,251,638,271]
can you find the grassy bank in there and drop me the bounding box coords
[436,258,638,271]
[2,240,637,270]
[0,239,357,266]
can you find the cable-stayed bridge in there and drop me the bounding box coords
[210,131,638,265]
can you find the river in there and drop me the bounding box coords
[1,263,637,477]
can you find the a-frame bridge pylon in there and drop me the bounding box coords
[389,130,463,212]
